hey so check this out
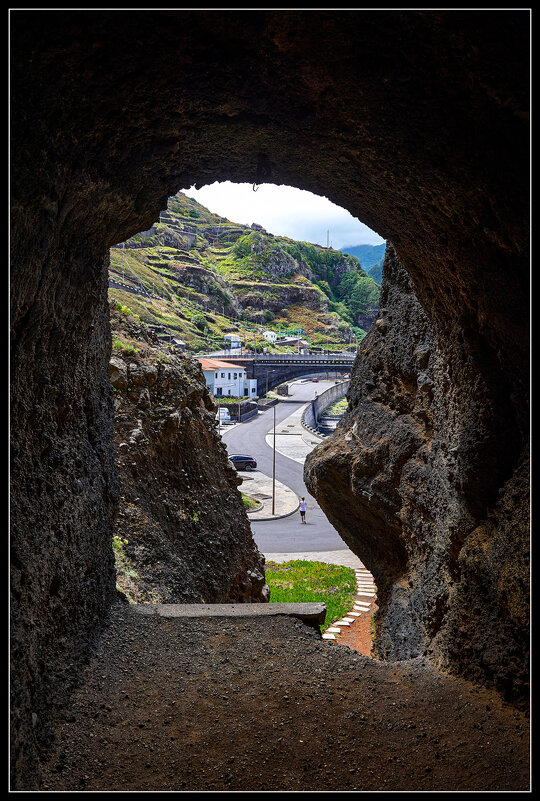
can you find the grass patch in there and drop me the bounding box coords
[325,397,348,415]
[264,560,357,632]
[241,492,261,511]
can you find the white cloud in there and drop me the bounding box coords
[181,182,385,249]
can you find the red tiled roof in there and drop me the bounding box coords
[197,358,244,371]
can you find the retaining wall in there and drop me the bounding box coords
[302,380,350,438]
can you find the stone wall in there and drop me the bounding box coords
[302,380,350,431]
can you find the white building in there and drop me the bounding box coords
[197,358,258,398]
[223,333,242,349]
[262,330,278,343]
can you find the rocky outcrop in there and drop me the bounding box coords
[304,245,529,704]
[250,233,313,281]
[109,304,268,605]
[355,305,378,333]
[233,281,327,316]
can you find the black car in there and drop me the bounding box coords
[229,454,257,470]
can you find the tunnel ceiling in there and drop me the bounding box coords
[11,11,529,378]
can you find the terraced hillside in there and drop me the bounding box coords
[108,191,380,352]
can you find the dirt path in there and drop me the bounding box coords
[39,602,529,792]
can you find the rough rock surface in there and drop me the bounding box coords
[109,303,268,605]
[305,245,529,704]
[10,10,529,789]
[38,605,529,792]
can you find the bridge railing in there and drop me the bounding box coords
[218,354,356,364]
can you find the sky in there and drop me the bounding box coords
[182,182,385,250]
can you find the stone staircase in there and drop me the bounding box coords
[322,567,377,641]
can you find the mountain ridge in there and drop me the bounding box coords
[340,243,386,285]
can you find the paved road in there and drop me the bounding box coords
[221,380,350,554]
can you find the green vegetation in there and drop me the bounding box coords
[264,560,357,632]
[325,397,348,415]
[241,492,261,511]
[112,339,139,355]
[367,259,384,285]
[339,243,386,272]
[113,534,139,603]
[108,190,381,352]
[280,239,380,322]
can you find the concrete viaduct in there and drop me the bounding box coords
[216,353,357,395]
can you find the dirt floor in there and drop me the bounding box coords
[37,601,530,792]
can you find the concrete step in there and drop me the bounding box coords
[131,602,326,629]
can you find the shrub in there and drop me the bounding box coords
[192,312,208,332]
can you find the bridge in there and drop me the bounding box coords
[214,353,357,395]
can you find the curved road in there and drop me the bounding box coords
[221,380,350,554]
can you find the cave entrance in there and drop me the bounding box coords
[108,179,385,618]
[11,18,529,785]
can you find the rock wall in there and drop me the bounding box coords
[10,246,119,787]
[109,304,268,605]
[304,245,529,704]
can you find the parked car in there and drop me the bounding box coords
[228,454,257,470]
[312,378,319,382]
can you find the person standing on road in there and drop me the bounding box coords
[299,496,307,523]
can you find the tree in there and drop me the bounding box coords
[349,276,380,318]
[192,312,208,332]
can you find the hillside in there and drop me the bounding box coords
[340,243,386,286]
[108,191,380,352]
[340,242,386,270]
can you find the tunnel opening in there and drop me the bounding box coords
[106,179,388,636]
[11,9,529,789]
